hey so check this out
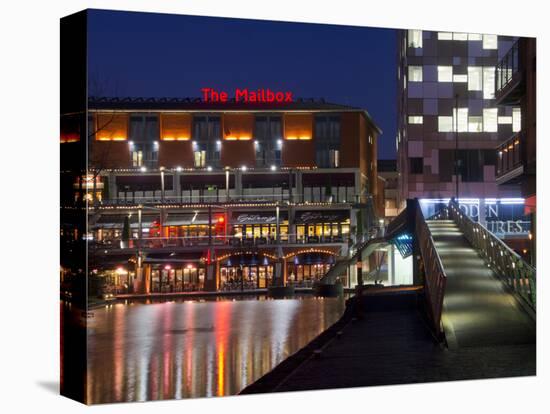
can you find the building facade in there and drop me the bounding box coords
[61,98,381,295]
[396,29,532,243]
[378,159,399,219]
[494,37,536,264]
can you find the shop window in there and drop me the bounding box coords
[255,116,282,167]
[408,66,423,82]
[410,158,423,174]
[498,116,513,125]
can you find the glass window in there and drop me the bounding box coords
[453,108,468,132]
[408,116,423,124]
[512,108,521,132]
[438,32,453,40]
[483,108,498,132]
[468,67,483,91]
[408,30,422,48]
[410,158,423,174]
[408,66,423,82]
[468,116,483,132]
[438,116,454,132]
[468,33,482,41]
[498,116,513,124]
[483,67,496,99]
[453,32,468,41]
[482,34,498,49]
[453,74,468,83]
[438,66,453,82]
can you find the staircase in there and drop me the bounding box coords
[427,219,536,348]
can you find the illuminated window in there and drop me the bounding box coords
[453,74,468,83]
[408,30,423,48]
[468,33,482,41]
[438,66,453,82]
[438,32,453,40]
[194,150,206,168]
[453,108,468,132]
[482,34,498,49]
[468,67,482,91]
[408,116,423,124]
[438,116,454,132]
[453,33,468,41]
[468,116,483,132]
[483,67,496,99]
[132,150,143,167]
[483,108,498,132]
[408,66,423,82]
[513,108,521,132]
[498,116,512,124]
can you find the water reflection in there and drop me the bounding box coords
[86,295,345,403]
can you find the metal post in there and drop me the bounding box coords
[454,93,460,201]
[160,168,165,202]
[225,169,230,201]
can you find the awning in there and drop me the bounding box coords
[94,214,158,229]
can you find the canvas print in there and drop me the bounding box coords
[60,9,536,405]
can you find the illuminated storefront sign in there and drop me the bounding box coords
[201,87,294,103]
[419,198,531,238]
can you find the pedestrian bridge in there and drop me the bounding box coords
[322,199,536,347]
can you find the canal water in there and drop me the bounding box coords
[86,295,346,403]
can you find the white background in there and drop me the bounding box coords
[0,0,547,412]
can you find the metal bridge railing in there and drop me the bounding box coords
[447,201,536,310]
[415,201,447,336]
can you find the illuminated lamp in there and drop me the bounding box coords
[241,165,247,171]
[298,136,311,140]
[225,136,238,141]
[164,265,172,270]
[270,165,277,171]
[285,136,298,140]
[112,137,127,141]
[140,166,147,172]
[217,216,225,224]
[162,136,175,141]
[207,166,213,171]
[238,136,252,141]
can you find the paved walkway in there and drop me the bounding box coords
[428,220,536,349]
[242,291,535,394]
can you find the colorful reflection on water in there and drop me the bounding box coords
[86,295,345,403]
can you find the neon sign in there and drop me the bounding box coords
[201,88,293,103]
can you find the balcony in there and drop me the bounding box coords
[495,41,524,105]
[496,132,523,184]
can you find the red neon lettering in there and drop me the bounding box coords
[201,88,294,103]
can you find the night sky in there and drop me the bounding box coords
[87,9,397,159]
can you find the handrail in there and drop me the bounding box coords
[447,201,536,310]
[414,201,447,336]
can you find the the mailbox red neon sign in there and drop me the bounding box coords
[201,88,293,103]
